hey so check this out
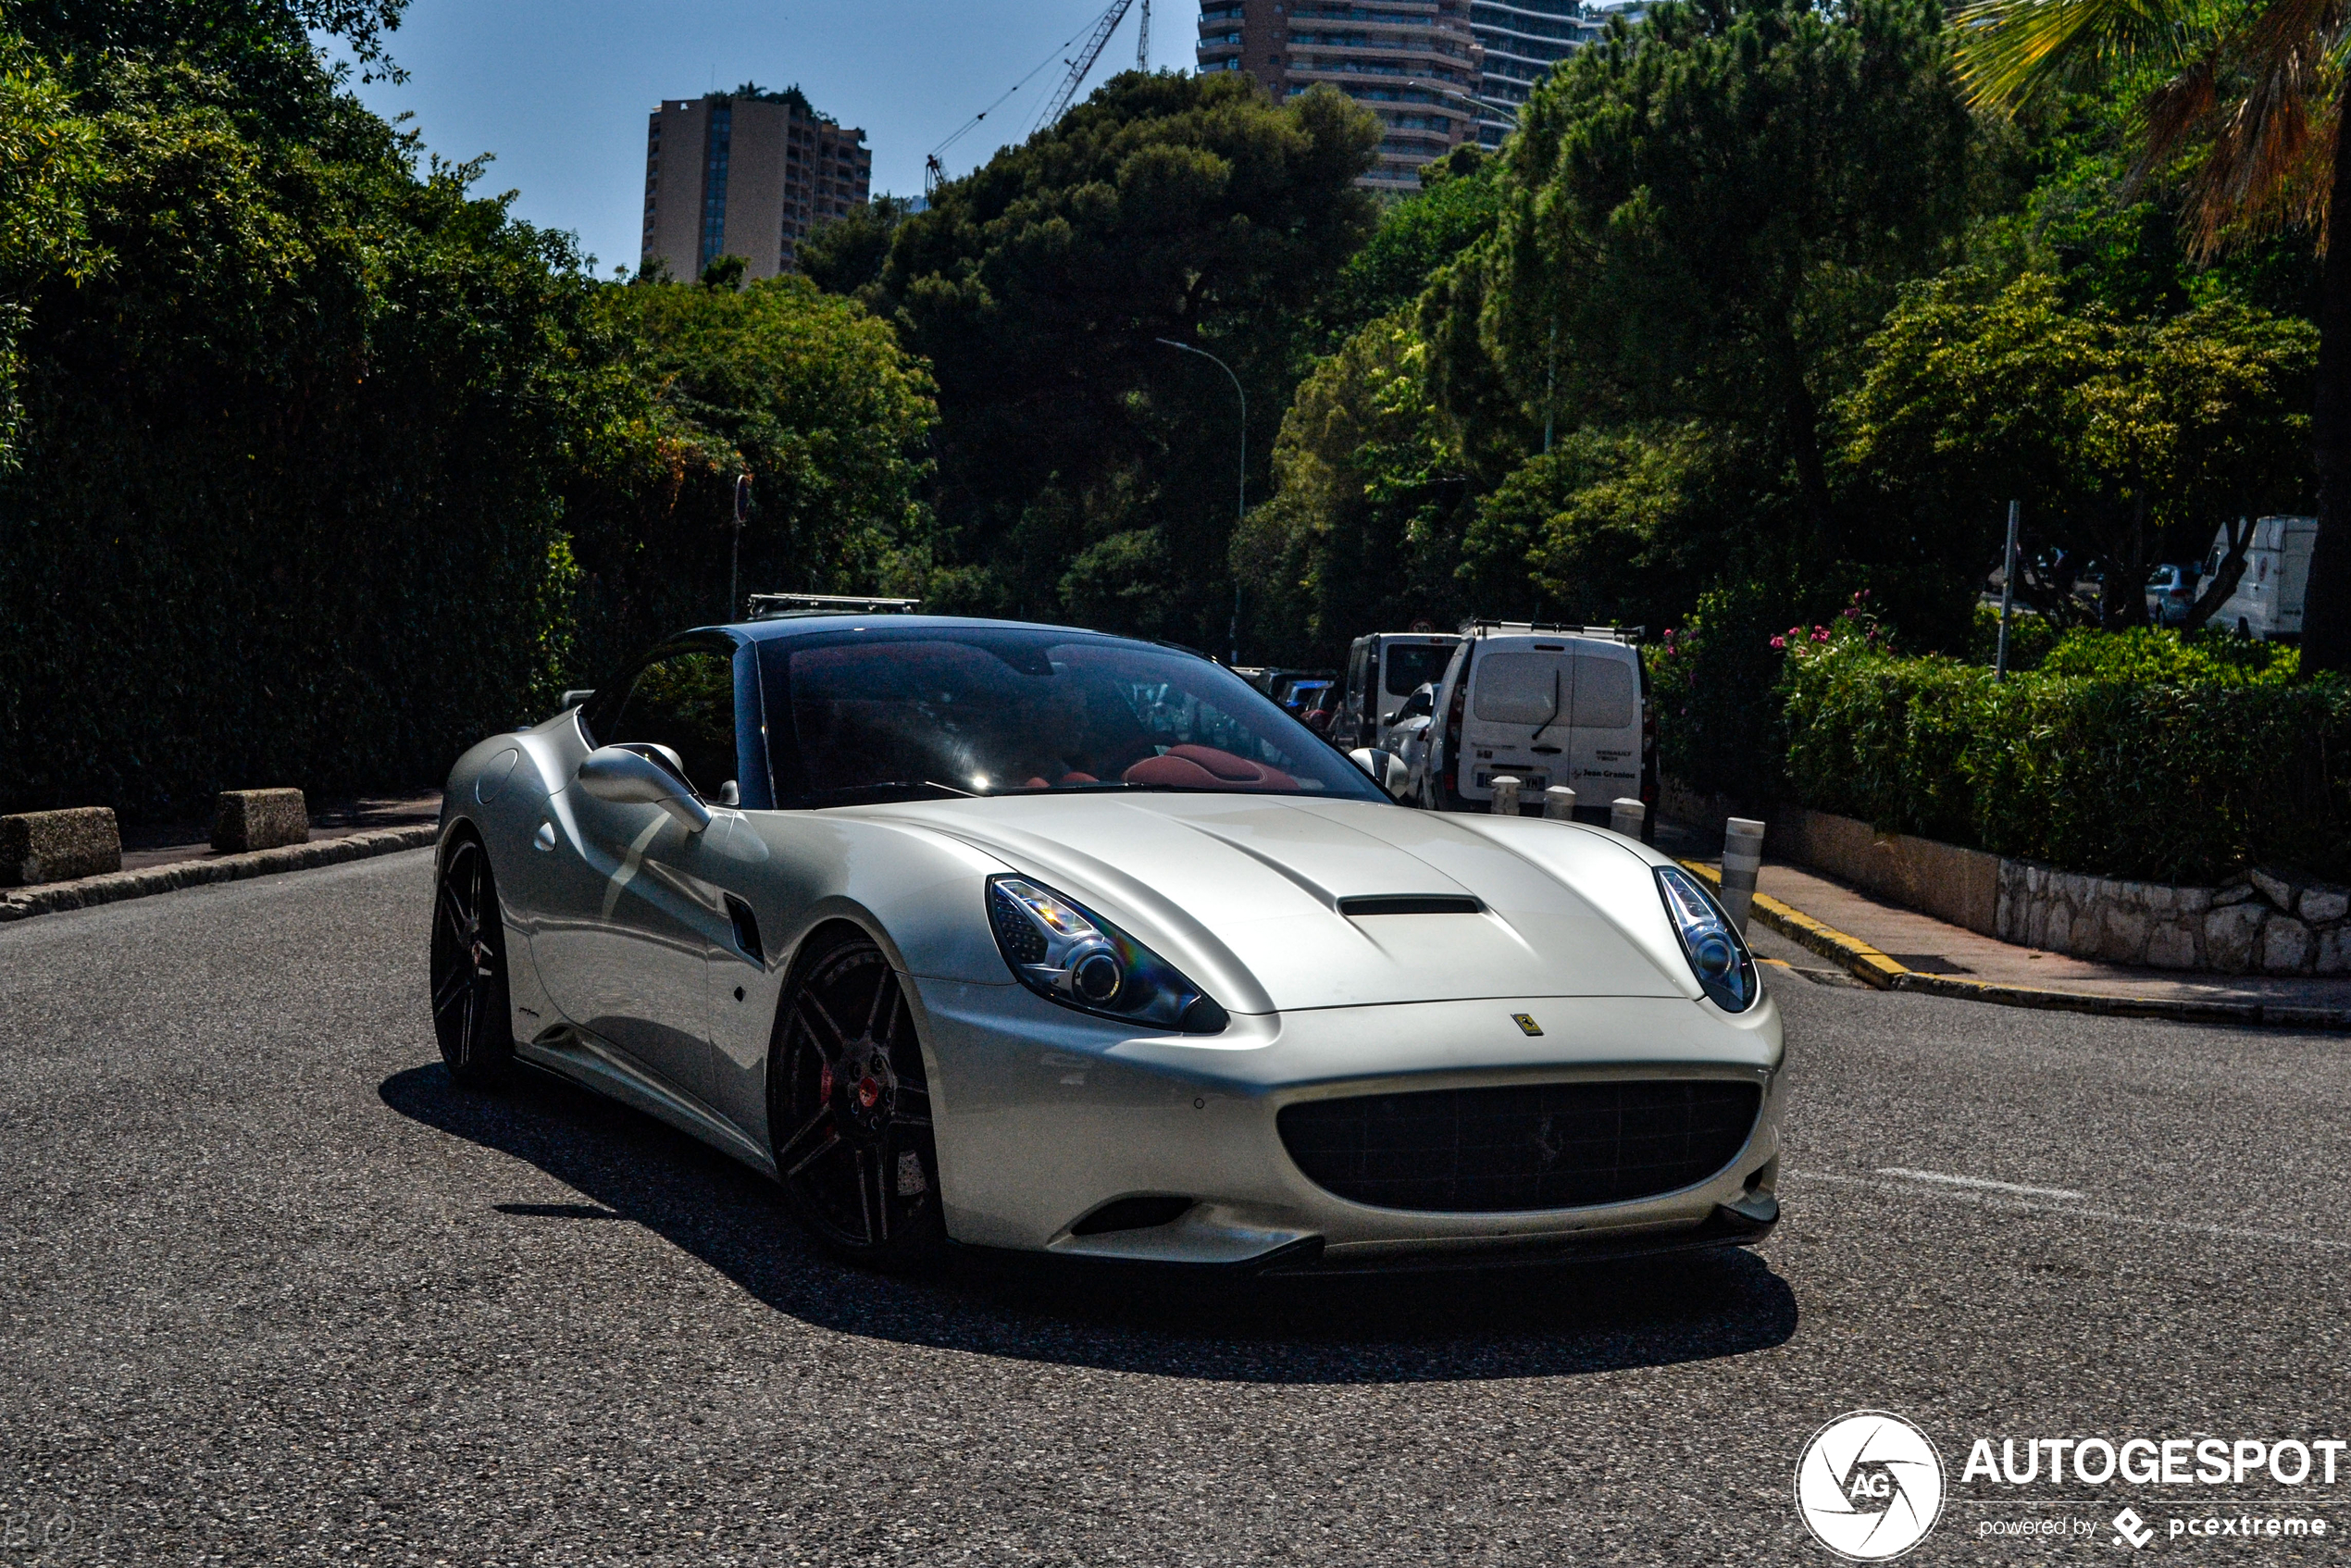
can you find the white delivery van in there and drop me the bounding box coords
[2205,516,2316,640]
[1419,622,1653,827]
[1338,631,1463,752]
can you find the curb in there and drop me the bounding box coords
[0,824,440,924]
[1679,861,2351,1031]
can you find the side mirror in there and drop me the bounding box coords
[1380,710,1401,727]
[561,689,596,711]
[577,745,712,832]
[1350,747,1382,780]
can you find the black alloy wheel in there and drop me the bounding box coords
[769,934,943,1269]
[430,835,515,1089]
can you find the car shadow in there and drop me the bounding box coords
[379,1062,1798,1385]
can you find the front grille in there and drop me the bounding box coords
[1276,1080,1761,1213]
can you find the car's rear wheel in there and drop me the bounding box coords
[430,834,514,1089]
[768,933,944,1270]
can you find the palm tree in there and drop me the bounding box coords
[1953,0,2351,671]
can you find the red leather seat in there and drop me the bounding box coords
[1122,745,1298,791]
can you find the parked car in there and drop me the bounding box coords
[1382,682,1437,801]
[432,613,1783,1272]
[2203,516,2316,640]
[1415,622,1655,828]
[1338,631,1465,752]
[2145,563,2202,627]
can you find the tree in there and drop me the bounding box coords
[798,193,914,296]
[1953,0,2351,667]
[1234,309,1469,661]
[1466,0,1972,546]
[1837,270,2318,625]
[869,71,1379,644]
[578,275,938,673]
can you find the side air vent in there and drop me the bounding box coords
[1337,895,1484,917]
[1068,1195,1196,1236]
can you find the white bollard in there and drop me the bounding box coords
[1543,785,1578,820]
[1489,776,1522,816]
[1609,797,1646,837]
[1721,816,1765,935]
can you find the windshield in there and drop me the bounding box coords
[1385,643,1455,696]
[762,628,1388,806]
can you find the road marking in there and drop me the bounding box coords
[1792,1169,2351,1252]
[1873,1166,2085,1201]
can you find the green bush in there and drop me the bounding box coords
[1778,627,2351,883]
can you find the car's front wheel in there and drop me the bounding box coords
[768,933,944,1270]
[430,833,515,1089]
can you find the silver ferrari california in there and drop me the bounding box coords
[432,613,1784,1272]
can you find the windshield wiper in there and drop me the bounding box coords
[794,779,979,807]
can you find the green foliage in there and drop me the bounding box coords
[1963,600,2059,669]
[1778,636,2351,882]
[2035,625,2296,683]
[0,0,935,822]
[797,193,913,296]
[871,72,1380,643]
[1312,154,1503,347]
[568,276,938,682]
[1837,269,2317,622]
[1235,309,1466,663]
[1473,0,1972,536]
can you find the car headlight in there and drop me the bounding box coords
[988,875,1230,1034]
[1656,865,1758,1013]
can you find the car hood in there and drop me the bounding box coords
[861,793,1699,1014]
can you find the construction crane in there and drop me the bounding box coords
[929,0,1153,195]
[1033,0,1149,132]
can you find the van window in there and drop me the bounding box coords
[1474,653,1562,726]
[1572,655,1637,728]
[1385,644,1455,697]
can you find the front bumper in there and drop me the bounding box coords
[909,978,1785,1269]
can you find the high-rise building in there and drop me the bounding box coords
[641,86,872,281]
[1464,0,1646,146]
[1197,1,1484,193]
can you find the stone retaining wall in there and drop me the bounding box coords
[1743,802,2351,978]
[1996,862,2351,976]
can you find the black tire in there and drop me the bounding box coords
[430,833,515,1089]
[767,933,944,1270]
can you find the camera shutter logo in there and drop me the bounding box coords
[1794,1411,1946,1561]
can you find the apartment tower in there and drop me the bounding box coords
[641,86,873,281]
[1196,0,1482,192]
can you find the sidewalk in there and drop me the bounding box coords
[118,790,442,873]
[1667,836,2351,1026]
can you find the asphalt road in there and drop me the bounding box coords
[3,850,2348,1565]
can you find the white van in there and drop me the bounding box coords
[1338,631,1463,752]
[2205,516,2316,640]
[1417,623,1653,825]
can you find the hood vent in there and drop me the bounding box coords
[1337,895,1484,917]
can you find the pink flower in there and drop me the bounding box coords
[1770,636,1786,649]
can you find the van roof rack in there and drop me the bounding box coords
[1463,619,1645,644]
[747,592,924,619]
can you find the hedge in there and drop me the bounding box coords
[1778,639,2351,886]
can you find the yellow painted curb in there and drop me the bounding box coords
[1677,860,2345,1030]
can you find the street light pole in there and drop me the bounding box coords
[1155,336,1246,663]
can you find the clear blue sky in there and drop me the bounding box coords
[337,1,1199,277]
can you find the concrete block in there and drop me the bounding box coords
[0,807,122,886]
[212,789,309,853]
[2261,916,2317,976]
